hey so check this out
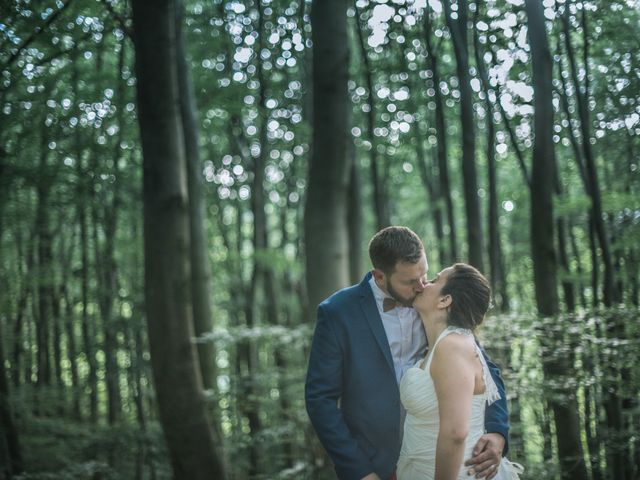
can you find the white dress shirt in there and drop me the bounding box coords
[368,277,427,385]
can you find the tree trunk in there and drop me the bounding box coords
[354,3,390,229]
[347,143,364,284]
[304,0,351,313]
[11,231,33,389]
[415,139,446,268]
[60,281,80,418]
[568,223,588,309]
[73,59,98,423]
[35,132,53,396]
[443,0,484,270]
[561,2,617,306]
[132,0,227,478]
[0,331,23,479]
[95,200,122,425]
[395,27,446,268]
[175,0,218,394]
[473,8,508,309]
[424,9,457,263]
[0,168,23,479]
[526,2,588,478]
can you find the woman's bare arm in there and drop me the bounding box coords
[431,334,478,480]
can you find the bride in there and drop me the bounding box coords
[397,263,522,480]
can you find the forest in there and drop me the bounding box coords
[0,0,639,479]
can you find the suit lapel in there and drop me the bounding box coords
[359,274,395,376]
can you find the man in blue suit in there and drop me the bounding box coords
[305,226,509,480]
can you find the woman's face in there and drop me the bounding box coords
[412,266,454,314]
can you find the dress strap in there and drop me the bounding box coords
[426,327,502,405]
[425,326,474,370]
[474,342,501,405]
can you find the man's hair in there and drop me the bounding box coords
[368,226,424,274]
[441,263,491,330]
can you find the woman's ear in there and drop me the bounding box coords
[438,294,452,310]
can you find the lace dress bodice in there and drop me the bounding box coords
[397,327,522,480]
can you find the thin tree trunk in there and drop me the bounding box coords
[73,59,98,423]
[224,117,263,476]
[415,140,446,268]
[567,223,588,309]
[347,142,364,284]
[354,2,390,229]
[0,332,23,479]
[424,9,457,263]
[51,274,63,403]
[0,185,23,479]
[128,216,156,480]
[60,282,80,418]
[35,131,52,393]
[588,218,599,307]
[561,2,617,305]
[581,323,603,480]
[132,0,227,477]
[473,8,508,309]
[443,0,484,270]
[11,230,33,389]
[526,2,588,478]
[175,0,218,394]
[396,27,446,268]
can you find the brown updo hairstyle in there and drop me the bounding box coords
[440,263,491,330]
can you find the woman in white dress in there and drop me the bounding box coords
[397,263,522,480]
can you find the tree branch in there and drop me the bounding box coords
[1,0,75,73]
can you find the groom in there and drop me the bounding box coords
[305,226,509,480]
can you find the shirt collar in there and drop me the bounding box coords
[368,274,389,303]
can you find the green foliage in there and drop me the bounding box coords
[14,414,170,480]
[1,0,639,478]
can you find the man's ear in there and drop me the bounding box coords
[438,294,452,310]
[372,269,385,283]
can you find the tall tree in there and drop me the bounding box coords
[423,8,457,263]
[0,333,23,479]
[175,0,218,394]
[73,56,98,423]
[560,1,618,306]
[443,0,484,270]
[354,3,390,229]
[0,158,23,479]
[132,0,227,478]
[34,125,53,394]
[526,1,588,478]
[304,0,352,313]
[473,7,508,309]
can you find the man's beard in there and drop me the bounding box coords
[386,281,416,308]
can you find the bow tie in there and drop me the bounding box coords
[383,297,400,313]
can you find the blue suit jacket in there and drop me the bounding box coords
[305,272,509,480]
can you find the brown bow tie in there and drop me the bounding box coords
[383,297,400,313]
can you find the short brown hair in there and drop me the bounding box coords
[368,226,424,275]
[441,263,491,330]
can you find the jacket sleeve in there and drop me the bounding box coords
[480,346,510,455]
[305,305,374,480]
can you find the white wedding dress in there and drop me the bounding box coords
[397,327,523,480]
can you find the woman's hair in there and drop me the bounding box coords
[441,263,491,330]
[368,226,424,275]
